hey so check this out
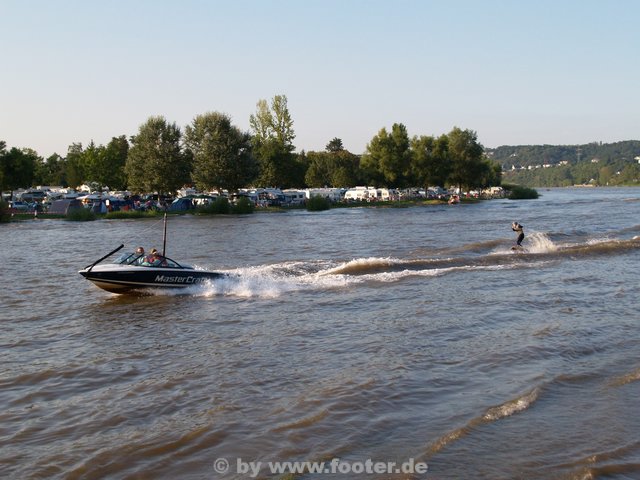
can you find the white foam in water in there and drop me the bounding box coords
[154,255,542,298]
[482,387,541,422]
[491,232,558,255]
[174,261,355,298]
[525,232,558,253]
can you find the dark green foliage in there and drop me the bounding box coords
[197,197,231,214]
[361,123,412,187]
[0,144,39,192]
[507,185,539,199]
[306,195,331,211]
[104,209,158,219]
[496,141,640,187]
[125,116,191,195]
[0,200,9,222]
[231,197,255,214]
[305,149,361,188]
[66,208,96,221]
[185,112,256,193]
[195,196,254,214]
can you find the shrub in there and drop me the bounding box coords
[306,195,331,211]
[231,197,255,214]
[66,207,96,221]
[197,197,231,214]
[508,185,539,199]
[105,209,158,219]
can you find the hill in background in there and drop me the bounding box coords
[488,140,640,187]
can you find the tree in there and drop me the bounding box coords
[326,138,344,153]
[617,163,640,185]
[125,116,190,194]
[36,153,66,186]
[446,127,485,191]
[101,136,129,190]
[361,123,412,187]
[598,166,613,186]
[0,146,40,192]
[411,134,451,187]
[65,143,85,188]
[82,141,103,187]
[305,151,332,187]
[249,94,297,187]
[184,112,256,193]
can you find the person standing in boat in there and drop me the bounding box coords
[512,221,525,247]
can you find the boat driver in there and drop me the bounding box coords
[133,246,145,264]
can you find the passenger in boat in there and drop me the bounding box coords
[512,221,525,247]
[144,248,166,266]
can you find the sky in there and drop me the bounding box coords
[1,0,638,158]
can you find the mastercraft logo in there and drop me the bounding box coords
[213,457,428,477]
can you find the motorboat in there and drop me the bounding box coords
[79,247,224,293]
[79,213,225,293]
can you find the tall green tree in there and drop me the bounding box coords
[82,141,102,187]
[361,123,412,187]
[65,143,85,188]
[411,134,451,187]
[125,116,190,194]
[304,151,332,187]
[35,153,66,186]
[446,127,485,191]
[80,137,129,190]
[305,137,361,188]
[101,135,129,190]
[249,94,298,187]
[184,112,256,192]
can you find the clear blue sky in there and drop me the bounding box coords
[1,0,638,158]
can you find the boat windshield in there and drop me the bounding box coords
[112,252,183,268]
[114,252,142,265]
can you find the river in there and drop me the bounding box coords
[1,187,639,479]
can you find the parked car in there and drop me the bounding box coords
[9,201,29,211]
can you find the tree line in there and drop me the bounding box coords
[1,94,501,196]
[492,140,640,187]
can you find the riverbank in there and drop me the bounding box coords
[2,196,484,222]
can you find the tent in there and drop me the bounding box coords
[169,198,194,212]
[48,199,83,215]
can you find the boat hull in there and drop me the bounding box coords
[79,264,225,294]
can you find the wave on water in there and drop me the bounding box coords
[152,234,639,298]
[423,386,542,458]
[554,441,640,480]
[608,366,640,388]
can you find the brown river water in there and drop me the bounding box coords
[1,187,640,479]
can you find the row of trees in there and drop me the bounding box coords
[1,95,500,195]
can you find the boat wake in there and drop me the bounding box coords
[153,233,640,298]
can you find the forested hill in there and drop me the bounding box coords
[488,140,640,187]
